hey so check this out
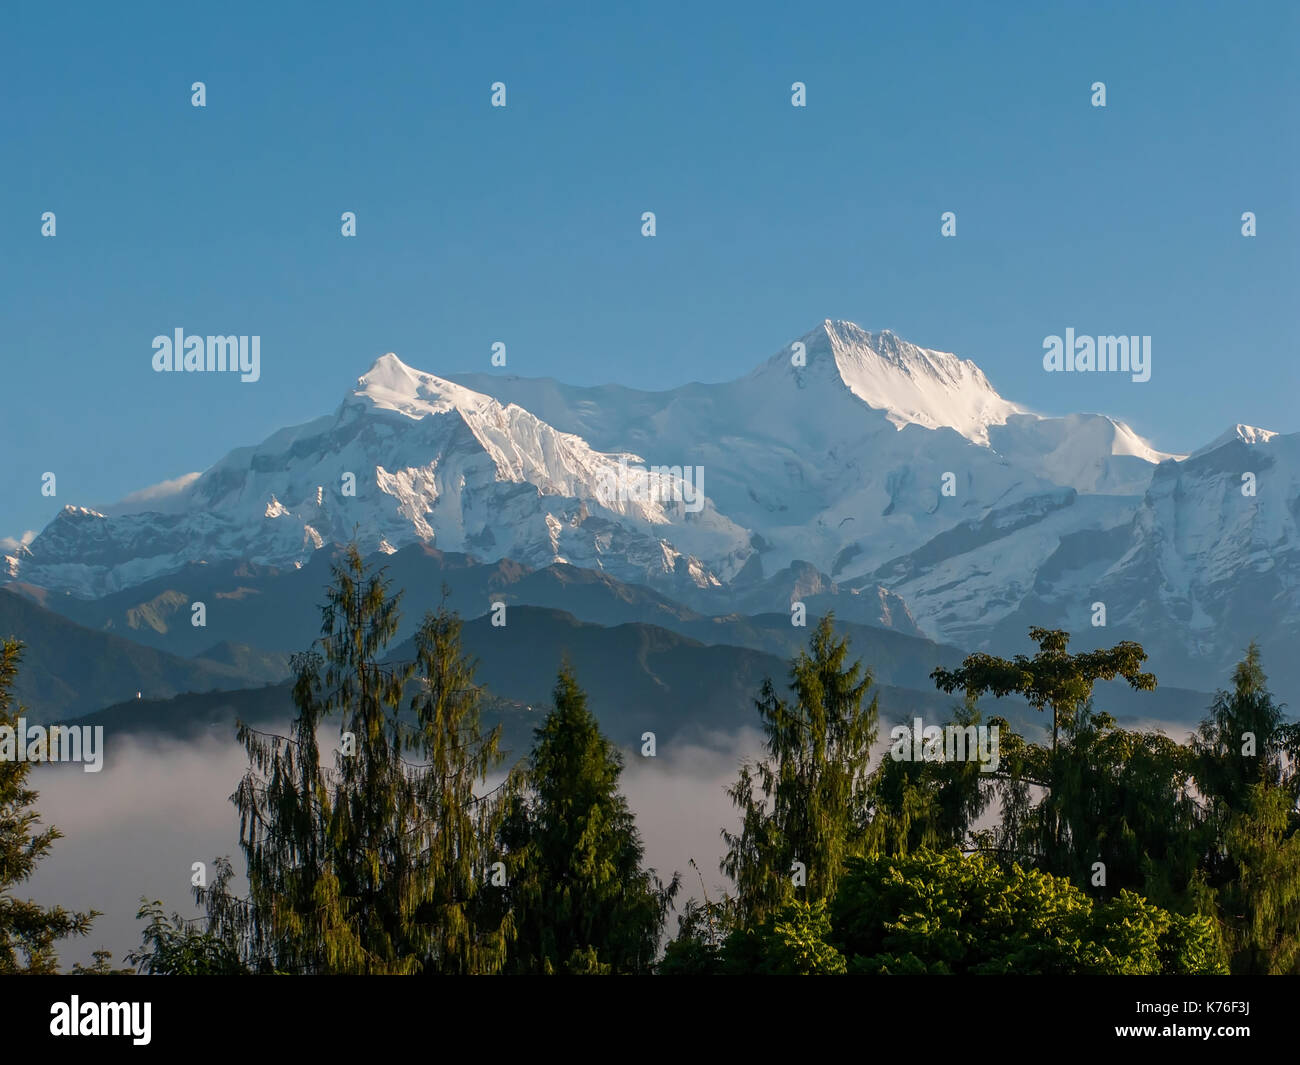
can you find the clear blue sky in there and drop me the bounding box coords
[2,0,1296,541]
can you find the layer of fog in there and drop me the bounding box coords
[25,725,767,969]
[23,717,1196,970]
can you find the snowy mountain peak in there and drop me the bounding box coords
[362,351,417,384]
[1187,423,1279,458]
[8,324,1300,704]
[353,352,492,420]
[804,319,1024,444]
[59,505,108,521]
[6,347,757,597]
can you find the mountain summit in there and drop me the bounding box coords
[352,352,492,418]
[8,353,752,598]
[788,320,1024,445]
[5,321,1297,698]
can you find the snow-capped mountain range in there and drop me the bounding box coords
[6,320,1297,694]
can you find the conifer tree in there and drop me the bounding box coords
[1192,645,1300,973]
[234,546,416,972]
[231,546,511,973]
[407,604,513,974]
[0,639,100,973]
[501,665,677,974]
[1213,784,1300,974]
[722,614,877,924]
[1193,644,1299,817]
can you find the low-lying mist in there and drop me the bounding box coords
[25,716,1195,969]
[24,725,766,969]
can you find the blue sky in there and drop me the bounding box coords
[2,0,1295,541]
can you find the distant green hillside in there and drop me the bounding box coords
[0,588,286,720]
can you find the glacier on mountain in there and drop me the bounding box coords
[5,319,1297,695]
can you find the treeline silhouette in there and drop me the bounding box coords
[2,545,1297,974]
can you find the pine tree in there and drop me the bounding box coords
[722,614,877,924]
[407,604,513,974]
[1193,643,1299,817]
[1215,784,1300,974]
[231,546,512,973]
[501,665,677,974]
[1192,645,1300,973]
[0,638,100,973]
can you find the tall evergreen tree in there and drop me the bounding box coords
[0,639,100,973]
[501,665,677,974]
[231,546,511,973]
[234,545,415,973]
[407,604,513,974]
[1213,784,1300,974]
[1192,645,1300,973]
[722,615,877,924]
[1193,644,1299,817]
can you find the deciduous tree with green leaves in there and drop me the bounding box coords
[830,849,1224,975]
[931,627,1156,754]
[931,628,1159,865]
[129,857,249,975]
[863,693,997,858]
[984,702,1202,906]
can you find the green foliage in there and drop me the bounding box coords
[988,702,1203,907]
[128,857,250,975]
[129,903,248,975]
[501,665,677,973]
[1051,711,1202,907]
[864,693,996,856]
[0,638,100,973]
[928,629,1210,913]
[698,623,1262,976]
[829,849,1224,975]
[931,627,1156,751]
[405,602,514,974]
[230,547,512,973]
[750,899,846,975]
[918,637,1300,975]
[658,895,735,974]
[1194,644,1300,814]
[69,949,134,975]
[106,576,1297,978]
[723,615,878,924]
[1192,644,1300,974]
[1212,783,1300,973]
